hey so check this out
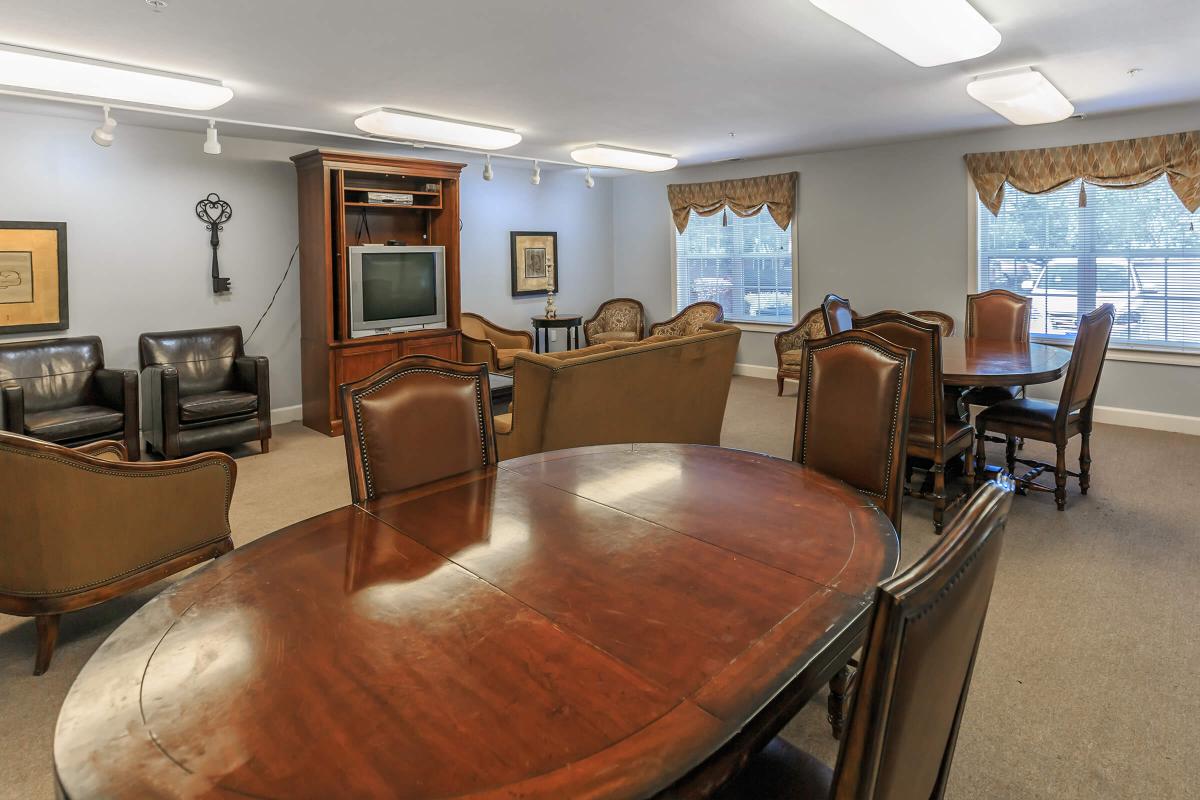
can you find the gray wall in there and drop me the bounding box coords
[612,103,1200,417]
[0,109,613,411]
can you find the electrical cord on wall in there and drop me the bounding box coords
[245,242,299,346]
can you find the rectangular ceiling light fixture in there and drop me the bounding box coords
[808,0,1001,67]
[355,108,521,150]
[967,68,1074,125]
[0,43,233,110]
[570,145,678,172]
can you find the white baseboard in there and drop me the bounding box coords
[734,363,1200,436]
[271,404,303,425]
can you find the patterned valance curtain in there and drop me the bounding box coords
[966,131,1200,216]
[668,172,798,233]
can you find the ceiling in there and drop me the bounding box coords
[1,0,1198,167]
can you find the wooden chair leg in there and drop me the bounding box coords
[1079,432,1091,495]
[776,375,785,396]
[932,464,946,534]
[827,663,855,740]
[1005,436,1017,475]
[1055,444,1068,510]
[260,437,270,454]
[34,614,61,676]
[974,432,987,487]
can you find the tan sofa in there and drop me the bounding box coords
[494,323,740,460]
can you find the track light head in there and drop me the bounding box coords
[482,154,494,181]
[530,160,541,185]
[91,105,116,147]
[584,166,595,189]
[203,119,222,155]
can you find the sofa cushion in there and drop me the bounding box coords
[179,390,258,422]
[24,405,123,442]
[495,348,530,370]
[590,330,639,344]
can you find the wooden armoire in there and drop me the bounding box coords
[291,149,465,436]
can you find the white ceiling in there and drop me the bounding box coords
[1,0,1198,167]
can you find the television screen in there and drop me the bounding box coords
[360,252,438,321]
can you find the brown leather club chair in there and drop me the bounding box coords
[909,309,955,337]
[856,311,975,533]
[460,312,534,374]
[975,304,1115,511]
[963,289,1033,409]
[0,431,235,674]
[339,355,498,503]
[791,329,913,536]
[139,326,271,458]
[648,301,724,337]
[714,475,1014,800]
[773,307,827,396]
[583,297,645,345]
[0,336,139,459]
[821,294,854,335]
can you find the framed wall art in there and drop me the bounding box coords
[0,221,68,335]
[510,231,559,296]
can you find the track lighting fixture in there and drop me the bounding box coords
[91,105,116,147]
[584,167,595,188]
[530,160,541,185]
[482,154,494,181]
[203,119,222,155]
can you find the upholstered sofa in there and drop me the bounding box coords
[494,322,740,460]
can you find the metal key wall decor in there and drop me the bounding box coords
[195,192,233,293]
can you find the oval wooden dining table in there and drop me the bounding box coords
[54,444,898,800]
[941,337,1072,388]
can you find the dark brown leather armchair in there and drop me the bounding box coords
[139,326,270,458]
[0,431,236,674]
[0,336,139,459]
[715,476,1014,800]
[339,355,497,503]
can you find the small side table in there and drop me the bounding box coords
[530,315,582,353]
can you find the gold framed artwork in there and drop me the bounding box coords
[0,222,68,334]
[510,231,559,296]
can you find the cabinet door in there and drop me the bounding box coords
[401,332,460,361]
[334,344,399,398]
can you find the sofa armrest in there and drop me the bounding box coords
[141,365,180,453]
[483,321,534,351]
[0,383,24,433]
[235,356,269,398]
[95,368,137,410]
[73,439,129,461]
[461,332,499,371]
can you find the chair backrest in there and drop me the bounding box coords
[831,476,1014,799]
[339,356,497,503]
[649,301,724,337]
[855,312,944,439]
[822,294,855,335]
[966,289,1031,342]
[909,310,955,337]
[139,326,244,396]
[0,336,104,412]
[459,312,494,341]
[1057,304,1115,423]
[792,330,912,534]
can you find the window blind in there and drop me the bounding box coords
[977,175,1200,352]
[674,208,793,324]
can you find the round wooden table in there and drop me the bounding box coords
[531,314,583,352]
[54,444,897,800]
[941,337,1071,388]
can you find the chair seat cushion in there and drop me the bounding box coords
[781,348,804,366]
[976,397,1080,432]
[179,390,258,422]
[963,385,1020,407]
[24,405,124,442]
[493,412,513,434]
[495,348,530,370]
[589,330,639,344]
[713,738,833,799]
[909,417,974,450]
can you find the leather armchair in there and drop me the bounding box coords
[0,336,139,459]
[0,431,236,674]
[584,298,645,345]
[139,326,271,458]
[460,312,534,374]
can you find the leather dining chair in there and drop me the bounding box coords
[855,311,975,533]
[974,304,1115,511]
[821,294,854,335]
[963,289,1033,409]
[714,475,1015,800]
[0,431,236,674]
[0,336,139,458]
[583,297,646,345]
[339,355,498,503]
[648,300,724,337]
[460,312,535,375]
[139,326,271,458]
[773,307,828,396]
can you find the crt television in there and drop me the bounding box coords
[348,245,446,337]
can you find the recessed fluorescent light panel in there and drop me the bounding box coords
[0,43,233,110]
[967,68,1074,125]
[570,145,678,172]
[354,108,521,150]
[808,0,1001,67]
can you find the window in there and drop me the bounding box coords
[976,175,1200,352]
[674,208,794,324]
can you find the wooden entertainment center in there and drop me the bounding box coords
[291,149,465,436]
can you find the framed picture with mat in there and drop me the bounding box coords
[510,231,558,297]
[0,221,68,335]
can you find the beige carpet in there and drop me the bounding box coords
[2,375,1197,799]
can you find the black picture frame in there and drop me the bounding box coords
[510,231,559,297]
[0,221,68,335]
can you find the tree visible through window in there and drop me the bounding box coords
[977,176,1200,351]
[674,208,793,324]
